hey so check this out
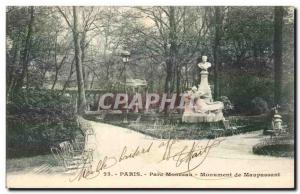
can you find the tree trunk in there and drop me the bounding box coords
[51,37,58,90]
[7,39,20,96]
[176,64,181,94]
[165,6,177,95]
[14,6,34,91]
[274,6,284,106]
[52,38,68,90]
[90,74,95,89]
[72,6,87,114]
[213,6,222,100]
[80,32,88,89]
[164,59,172,95]
[51,71,59,90]
[61,58,75,94]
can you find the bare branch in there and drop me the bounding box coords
[57,7,73,31]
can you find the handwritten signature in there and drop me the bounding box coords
[159,138,225,174]
[70,138,224,182]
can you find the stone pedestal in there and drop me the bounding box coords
[181,56,225,123]
[198,71,212,102]
[182,111,224,123]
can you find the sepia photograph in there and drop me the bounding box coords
[5,5,295,189]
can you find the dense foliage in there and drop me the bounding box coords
[7,90,80,158]
[6,6,294,113]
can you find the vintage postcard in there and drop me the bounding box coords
[6,6,295,189]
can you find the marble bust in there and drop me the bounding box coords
[197,56,211,71]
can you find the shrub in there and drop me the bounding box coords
[219,96,234,114]
[221,73,274,114]
[7,89,80,158]
[251,97,269,115]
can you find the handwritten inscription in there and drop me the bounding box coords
[70,138,224,182]
[159,139,224,174]
[119,142,153,162]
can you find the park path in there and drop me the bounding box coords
[7,120,294,188]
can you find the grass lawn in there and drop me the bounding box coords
[84,113,268,140]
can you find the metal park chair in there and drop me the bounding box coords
[51,117,97,171]
[50,140,93,171]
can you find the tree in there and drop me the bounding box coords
[51,31,70,90]
[79,7,98,88]
[58,6,87,114]
[137,7,209,94]
[212,6,222,99]
[72,6,87,113]
[6,6,294,114]
[274,6,284,106]
[14,6,34,91]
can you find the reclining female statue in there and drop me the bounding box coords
[183,86,224,122]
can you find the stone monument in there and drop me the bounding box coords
[182,56,225,123]
[271,106,286,135]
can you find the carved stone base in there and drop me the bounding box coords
[182,112,224,123]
